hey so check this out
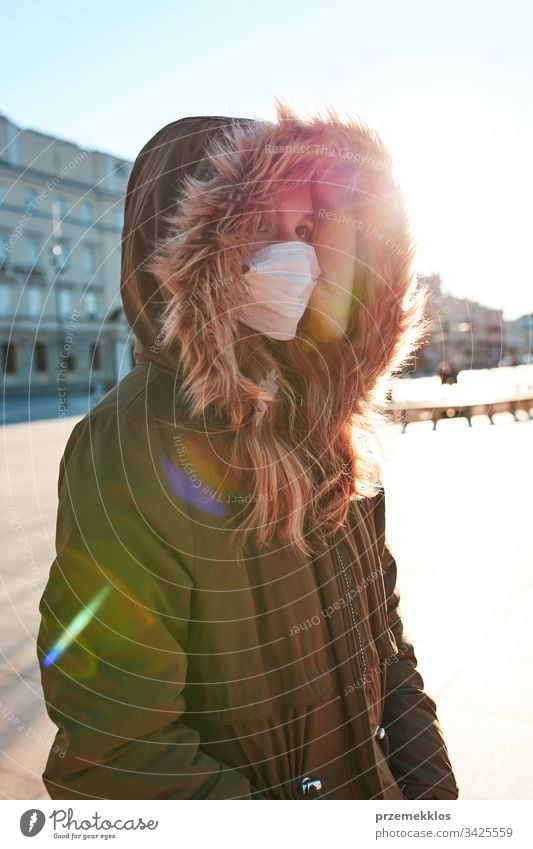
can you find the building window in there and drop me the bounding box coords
[0,283,11,317]
[27,285,43,318]
[84,290,99,319]
[34,342,47,372]
[57,288,72,319]
[2,342,16,374]
[82,245,96,275]
[24,189,37,211]
[90,342,101,369]
[80,200,93,225]
[54,195,67,219]
[26,237,41,266]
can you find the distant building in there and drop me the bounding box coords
[0,112,134,396]
[414,274,504,374]
[502,314,533,364]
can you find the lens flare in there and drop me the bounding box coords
[42,584,112,667]
[160,456,228,516]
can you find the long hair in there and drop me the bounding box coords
[146,101,429,558]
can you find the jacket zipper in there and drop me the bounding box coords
[334,539,388,801]
[333,542,368,684]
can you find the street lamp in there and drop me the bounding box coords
[50,198,69,379]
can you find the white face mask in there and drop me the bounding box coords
[237,241,321,341]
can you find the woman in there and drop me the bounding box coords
[37,103,459,800]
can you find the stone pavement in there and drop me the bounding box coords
[1,411,532,800]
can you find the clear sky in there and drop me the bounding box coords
[2,0,531,320]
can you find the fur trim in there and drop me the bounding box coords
[147,103,426,423]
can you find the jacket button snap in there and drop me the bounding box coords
[297,775,322,797]
[375,725,386,740]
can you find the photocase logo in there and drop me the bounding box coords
[20,809,45,836]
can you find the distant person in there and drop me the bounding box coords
[37,103,458,800]
[437,360,457,384]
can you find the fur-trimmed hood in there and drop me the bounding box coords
[121,107,427,421]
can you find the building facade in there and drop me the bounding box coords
[0,112,135,397]
[414,274,504,374]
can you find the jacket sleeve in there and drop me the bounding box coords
[373,488,459,800]
[37,412,260,800]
